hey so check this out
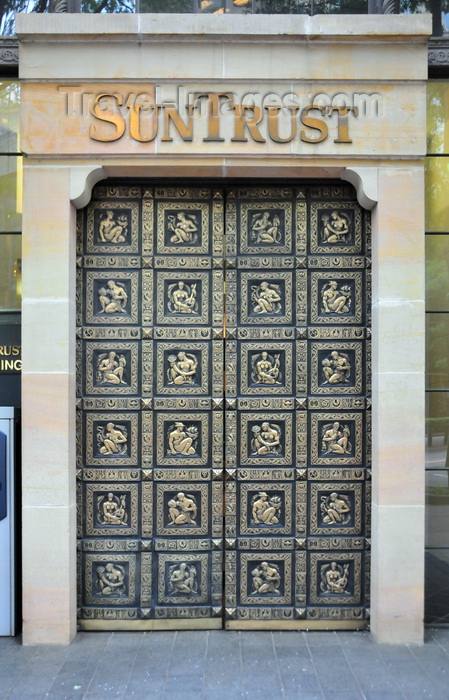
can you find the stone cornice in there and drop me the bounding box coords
[15,13,431,42]
[0,37,18,67]
[3,20,445,72]
[428,37,449,65]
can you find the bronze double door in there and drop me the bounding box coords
[76,183,371,630]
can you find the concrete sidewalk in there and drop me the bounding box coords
[0,628,448,700]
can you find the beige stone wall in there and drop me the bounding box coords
[21,166,77,644]
[16,13,431,644]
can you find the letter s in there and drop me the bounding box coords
[299,106,328,144]
[90,94,126,142]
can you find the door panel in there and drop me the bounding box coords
[224,185,370,629]
[76,182,370,630]
[76,186,224,629]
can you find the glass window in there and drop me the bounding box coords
[426,158,449,232]
[0,156,22,232]
[83,0,369,12]
[82,0,135,12]
[427,82,449,155]
[426,315,449,389]
[426,471,449,548]
[426,235,449,310]
[0,234,21,311]
[425,549,449,624]
[139,0,203,11]
[0,82,20,153]
[426,395,449,467]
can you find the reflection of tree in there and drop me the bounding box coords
[0,82,20,140]
[255,0,367,11]
[82,0,134,14]
[138,0,196,11]
[5,0,447,30]
[400,0,448,36]
[427,316,449,390]
[1,0,48,37]
[426,239,449,312]
[1,0,138,35]
[427,315,449,464]
[426,161,449,233]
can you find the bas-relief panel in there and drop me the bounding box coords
[155,271,211,326]
[84,483,139,537]
[85,200,140,255]
[309,202,362,255]
[310,341,363,396]
[84,412,140,467]
[84,341,139,396]
[309,412,364,467]
[155,483,209,537]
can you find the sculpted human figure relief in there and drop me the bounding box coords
[98,279,128,314]
[251,561,282,595]
[167,422,199,456]
[98,210,128,244]
[97,422,128,456]
[251,422,282,456]
[167,212,198,245]
[98,492,128,526]
[167,352,198,386]
[168,562,198,596]
[321,422,351,456]
[167,281,199,315]
[251,492,282,526]
[251,281,282,315]
[320,492,351,526]
[321,280,351,315]
[320,561,350,595]
[97,351,127,385]
[322,350,351,385]
[321,210,350,244]
[167,492,198,526]
[250,211,282,244]
[252,351,281,385]
[96,562,126,596]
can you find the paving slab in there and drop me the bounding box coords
[1,628,449,699]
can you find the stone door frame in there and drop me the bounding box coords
[21,159,425,644]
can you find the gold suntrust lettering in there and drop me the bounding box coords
[86,91,358,145]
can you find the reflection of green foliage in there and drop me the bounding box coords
[123,0,189,11]
[426,159,449,231]
[427,257,449,308]
[401,0,449,36]
[426,236,449,310]
[1,0,49,37]
[254,0,367,11]
[81,0,134,12]
[427,85,445,154]
[0,169,22,231]
[255,0,305,11]
[427,316,449,388]
[0,82,20,153]
[427,485,449,496]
